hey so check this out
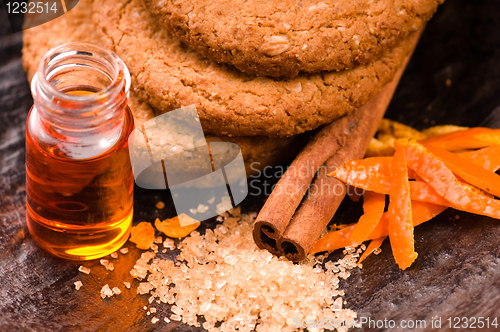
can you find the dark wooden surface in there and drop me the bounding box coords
[1,1,500,331]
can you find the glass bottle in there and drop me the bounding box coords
[26,42,134,260]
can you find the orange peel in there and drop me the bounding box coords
[130,222,156,250]
[155,214,201,238]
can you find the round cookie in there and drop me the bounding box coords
[94,0,416,137]
[143,0,443,78]
[22,0,303,179]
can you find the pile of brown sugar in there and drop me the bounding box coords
[125,208,362,331]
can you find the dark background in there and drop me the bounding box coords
[1,0,500,331]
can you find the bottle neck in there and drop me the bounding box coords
[29,42,131,159]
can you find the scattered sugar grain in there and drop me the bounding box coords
[197,204,208,213]
[170,314,182,321]
[154,236,163,244]
[78,266,91,275]
[128,212,360,332]
[150,307,157,313]
[124,281,131,289]
[152,317,159,324]
[163,238,175,250]
[138,282,153,294]
[112,287,121,295]
[164,317,170,323]
[215,196,232,214]
[151,244,158,252]
[100,259,115,271]
[373,248,382,255]
[120,247,129,254]
[111,252,118,259]
[74,280,83,290]
[101,284,113,299]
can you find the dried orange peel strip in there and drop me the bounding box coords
[419,127,500,151]
[331,159,451,205]
[388,147,417,270]
[349,191,386,246]
[129,222,156,250]
[333,146,500,192]
[332,158,500,219]
[309,226,355,254]
[330,157,393,194]
[317,124,500,270]
[396,139,471,208]
[358,236,386,264]
[458,146,500,172]
[155,213,201,239]
[423,143,500,197]
[310,201,446,255]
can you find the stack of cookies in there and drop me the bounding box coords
[23,0,443,175]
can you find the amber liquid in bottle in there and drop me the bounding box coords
[26,89,134,260]
[26,43,135,260]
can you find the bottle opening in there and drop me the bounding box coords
[31,42,131,129]
[32,42,130,120]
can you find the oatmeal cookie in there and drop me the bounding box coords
[95,0,417,137]
[144,0,442,78]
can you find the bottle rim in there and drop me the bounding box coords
[32,42,131,111]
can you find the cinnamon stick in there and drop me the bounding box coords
[281,74,403,261]
[253,29,423,260]
[252,99,367,255]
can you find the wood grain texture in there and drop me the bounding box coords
[1,0,500,331]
